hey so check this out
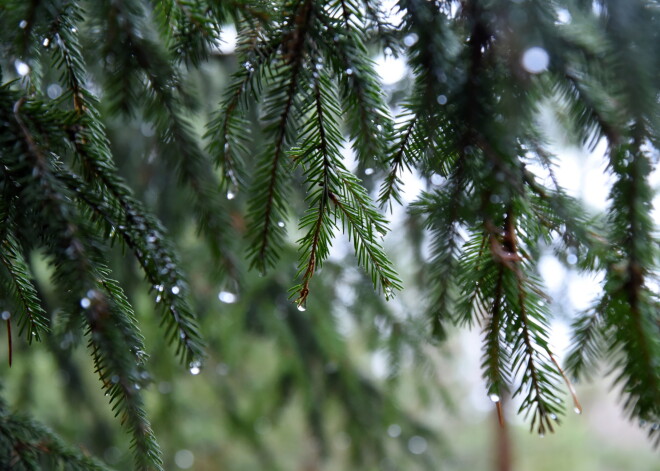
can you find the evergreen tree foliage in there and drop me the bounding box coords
[0,0,658,469]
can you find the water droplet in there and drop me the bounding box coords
[227,189,236,200]
[111,375,120,384]
[567,253,578,265]
[365,168,374,175]
[155,294,162,303]
[555,8,572,24]
[189,360,202,375]
[171,286,180,295]
[42,37,50,47]
[297,302,306,312]
[174,449,195,469]
[19,20,28,29]
[403,33,418,47]
[489,393,500,403]
[158,381,172,394]
[1,311,10,320]
[521,47,549,74]
[384,46,393,56]
[550,413,557,420]
[47,83,62,99]
[277,221,285,228]
[14,60,29,76]
[140,122,155,138]
[384,286,394,299]
[387,424,401,438]
[218,290,237,303]
[407,436,427,455]
[345,68,353,75]
[436,94,448,105]
[133,383,141,390]
[574,407,582,415]
[103,446,121,465]
[539,433,545,438]
[70,27,77,33]
[80,297,91,309]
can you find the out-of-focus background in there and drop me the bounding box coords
[1,10,659,471]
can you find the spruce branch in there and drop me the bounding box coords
[291,74,336,308]
[591,140,660,440]
[206,30,280,190]
[318,9,393,168]
[91,0,236,274]
[152,0,220,66]
[0,225,49,346]
[501,210,562,435]
[2,93,163,470]
[293,70,400,305]
[480,263,510,422]
[0,398,113,471]
[246,0,315,274]
[379,113,417,208]
[565,309,605,380]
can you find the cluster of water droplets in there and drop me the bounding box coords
[154,284,164,303]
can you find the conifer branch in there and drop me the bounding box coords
[379,114,417,208]
[3,93,163,470]
[0,400,113,471]
[331,174,402,297]
[565,310,604,380]
[319,12,393,167]
[594,140,660,438]
[500,210,561,435]
[206,36,279,189]
[481,265,509,405]
[0,226,49,344]
[293,75,335,308]
[246,0,315,273]
[36,6,206,364]
[94,0,236,274]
